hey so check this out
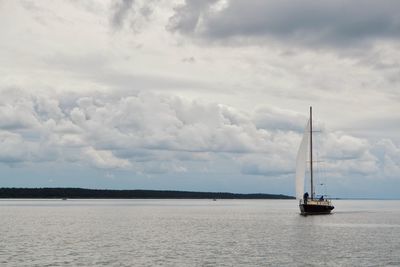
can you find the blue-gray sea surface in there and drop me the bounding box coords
[1,199,399,266]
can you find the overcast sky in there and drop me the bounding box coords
[1,0,400,198]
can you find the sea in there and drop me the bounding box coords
[0,199,399,267]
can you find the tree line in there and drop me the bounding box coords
[0,188,294,199]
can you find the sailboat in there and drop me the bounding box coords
[296,106,334,215]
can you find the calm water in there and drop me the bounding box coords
[1,199,399,267]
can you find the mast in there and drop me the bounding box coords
[310,106,314,199]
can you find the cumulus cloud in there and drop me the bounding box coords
[0,96,40,130]
[372,139,400,178]
[0,88,397,180]
[0,132,36,164]
[168,0,400,48]
[83,147,131,169]
[321,132,370,160]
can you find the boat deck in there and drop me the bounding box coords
[300,199,332,206]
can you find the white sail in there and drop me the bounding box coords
[295,119,310,200]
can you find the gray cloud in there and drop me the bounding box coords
[168,0,400,47]
[111,0,135,29]
[167,0,218,34]
[110,0,157,31]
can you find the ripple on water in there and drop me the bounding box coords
[0,199,400,266]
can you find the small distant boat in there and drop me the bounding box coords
[296,107,334,215]
[62,198,67,201]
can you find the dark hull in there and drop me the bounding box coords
[299,203,334,215]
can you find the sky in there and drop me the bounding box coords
[0,0,400,198]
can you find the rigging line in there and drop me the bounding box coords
[313,119,328,198]
[314,121,329,198]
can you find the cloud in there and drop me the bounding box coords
[83,147,131,169]
[167,0,218,35]
[321,132,370,160]
[253,106,307,132]
[111,0,135,29]
[0,89,289,173]
[110,0,156,31]
[182,57,196,63]
[239,154,293,176]
[372,139,400,178]
[168,0,400,48]
[0,92,40,130]
[0,132,35,164]
[0,88,397,180]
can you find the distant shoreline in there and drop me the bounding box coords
[0,188,295,199]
